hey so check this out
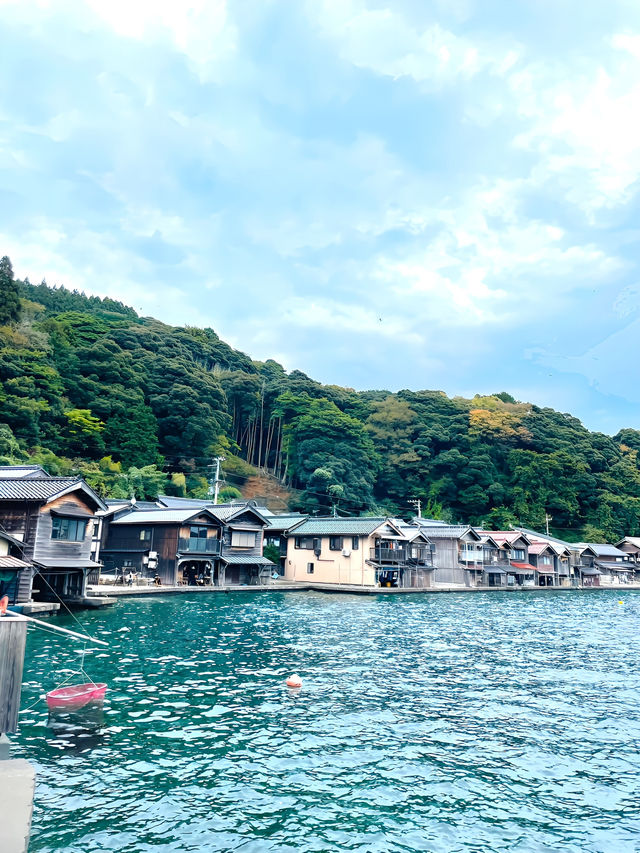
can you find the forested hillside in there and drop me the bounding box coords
[1,256,639,541]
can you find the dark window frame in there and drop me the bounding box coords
[51,516,87,542]
[329,536,343,551]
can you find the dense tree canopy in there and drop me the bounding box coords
[0,261,637,540]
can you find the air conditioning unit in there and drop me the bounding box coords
[342,548,351,557]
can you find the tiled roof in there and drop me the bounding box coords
[415,525,477,539]
[157,496,274,517]
[618,537,640,548]
[287,517,389,536]
[527,542,553,554]
[113,509,222,525]
[0,465,49,478]
[221,555,275,565]
[0,477,81,501]
[581,543,628,558]
[266,514,308,532]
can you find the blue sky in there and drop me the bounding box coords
[1,0,640,435]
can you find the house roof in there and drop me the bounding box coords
[579,543,628,558]
[266,514,308,532]
[157,496,274,517]
[513,527,580,551]
[0,477,107,510]
[595,560,632,571]
[287,517,391,537]
[34,558,102,570]
[510,562,536,572]
[221,555,275,566]
[527,542,554,555]
[617,537,640,549]
[0,555,30,569]
[479,530,531,546]
[112,508,222,525]
[414,524,481,540]
[0,465,49,478]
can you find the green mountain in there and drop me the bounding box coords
[1,255,639,541]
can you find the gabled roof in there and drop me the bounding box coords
[414,524,482,541]
[617,537,640,549]
[513,527,580,551]
[479,530,531,546]
[0,476,107,510]
[527,541,555,555]
[479,534,501,549]
[577,543,628,558]
[112,508,223,526]
[207,504,269,526]
[287,516,391,537]
[157,496,274,517]
[0,465,49,478]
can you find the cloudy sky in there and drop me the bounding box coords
[1,0,639,434]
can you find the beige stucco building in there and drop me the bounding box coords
[284,517,435,588]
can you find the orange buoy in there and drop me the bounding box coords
[0,595,8,615]
[286,674,302,688]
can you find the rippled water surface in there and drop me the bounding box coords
[12,590,640,852]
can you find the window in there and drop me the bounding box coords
[93,522,100,537]
[512,548,525,561]
[295,536,314,550]
[51,517,87,541]
[307,562,314,574]
[139,528,152,541]
[231,530,256,548]
[329,536,343,551]
[541,555,552,565]
[189,526,207,540]
[352,536,359,550]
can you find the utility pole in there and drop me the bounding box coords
[408,498,422,519]
[209,456,225,504]
[545,513,552,536]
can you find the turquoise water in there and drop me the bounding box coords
[12,590,640,852]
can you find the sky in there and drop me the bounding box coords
[1,0,640,435]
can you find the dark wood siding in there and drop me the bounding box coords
[33,495,95,564]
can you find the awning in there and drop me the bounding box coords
[535,566,555,574]
[510,562,536,572]
[50,507,93,519]
[221,555,275,566]
[0,555,30,570]
[485,566,508,574]
[581,567,602,576]
[34,559,102,570]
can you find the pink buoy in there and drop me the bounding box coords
[286,674,302,688]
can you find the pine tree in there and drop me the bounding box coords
[0,256,22,325]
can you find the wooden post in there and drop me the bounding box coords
[0,616,27,735]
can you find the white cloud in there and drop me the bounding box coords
[507,34,640,216]
[310,0,518,86]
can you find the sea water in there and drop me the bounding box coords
[12,590,640,852]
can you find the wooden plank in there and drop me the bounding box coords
[0,618,27,734]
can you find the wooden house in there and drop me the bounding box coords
[101,500,274,586]
[0,475,106,602]
[479,531,537,587]
[577,543,633,585]
[284,517,435,588]
[615,538,640,579]
[412,524,485,586]
[102,508,224,586]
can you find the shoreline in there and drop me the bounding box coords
[86,581,640,599]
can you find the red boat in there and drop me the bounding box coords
[46,682,107,712]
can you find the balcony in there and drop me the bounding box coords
[459,549,485,563]
[371,546,407,563]
[178,538,221,555]
[370,547,434,566]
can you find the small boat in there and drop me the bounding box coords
[46,682,107,712]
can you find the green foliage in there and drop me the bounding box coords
[0,257,22,326]
[218,486,243,501]
[0,257,638,540]
[263,543,281,564]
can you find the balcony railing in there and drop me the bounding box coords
[459,549,485,563]
[370,547,434,566]
[178,538,221,555]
